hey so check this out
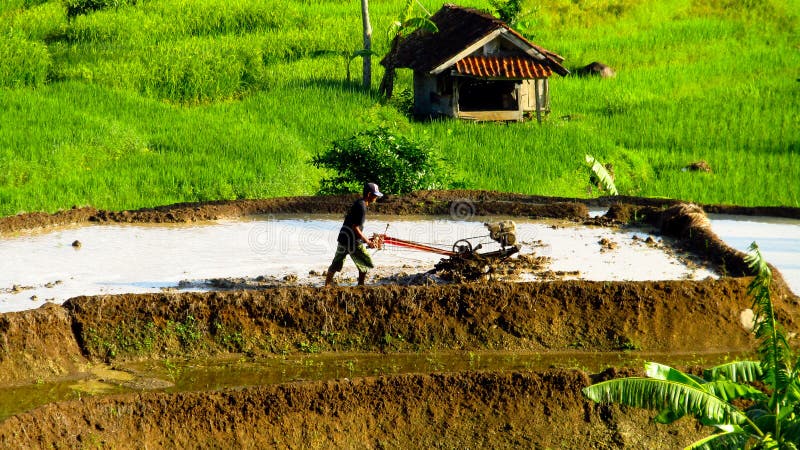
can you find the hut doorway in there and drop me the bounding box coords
[457,79,519,111]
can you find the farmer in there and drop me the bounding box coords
[324,182,383,287]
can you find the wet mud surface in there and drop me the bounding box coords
[0,191,799,447]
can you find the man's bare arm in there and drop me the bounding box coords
[353,225,375,248]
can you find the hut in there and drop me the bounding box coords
[383,4,568,122]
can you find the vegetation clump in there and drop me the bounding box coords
[64,0,137,19]
[311,127,452,195]
[583,243,800,448]
[0,36,50,88]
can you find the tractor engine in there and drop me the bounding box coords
[484,220,517,247]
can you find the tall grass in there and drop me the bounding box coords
[0,0,797,216]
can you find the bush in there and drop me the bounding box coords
[0,36,51,88]
[311,127,451,195]
[63,0,137,20]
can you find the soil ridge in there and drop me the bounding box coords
[0,369,707,449]
[2,191,799,233]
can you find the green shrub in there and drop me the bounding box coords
[311,127,451,195]
[63,0,137,19]
[0,36,50,88]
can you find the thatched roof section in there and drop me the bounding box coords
[382,4,568,76]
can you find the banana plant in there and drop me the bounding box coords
[583,243,800,449]
[585,154,618,196]
[344,48,376,84]
[378,0,437,99]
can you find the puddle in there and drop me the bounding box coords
[0,215,719,312]
[0,350,750,421]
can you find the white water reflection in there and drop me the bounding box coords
[708,214,800,295]
[0,214,724,313]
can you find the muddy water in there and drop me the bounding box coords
[1,213,797,313]
[0,215,718,312]
[0,350,750,421]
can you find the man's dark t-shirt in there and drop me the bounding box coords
[337,199,366,250]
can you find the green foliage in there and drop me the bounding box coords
[387,0,437,39]
[311,127,451,195]
[0,36,50,88]
[583,243,800,449]
[585,154,619,196]
[63,0,137,20]
[488,0,538,37]
[0,0,797,215]
[489,0,523,24]
[170,314,202,347]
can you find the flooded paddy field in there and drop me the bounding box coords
[0,215,724,312]
[0,191,798,448]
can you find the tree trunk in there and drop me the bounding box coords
[360,0,372,90]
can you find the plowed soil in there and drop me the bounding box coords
[1,191,799,448]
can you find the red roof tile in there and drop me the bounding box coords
[454,56,553,79]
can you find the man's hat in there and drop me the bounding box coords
[364,182,383,197]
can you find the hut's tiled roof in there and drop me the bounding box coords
[454,56,553,79]
[383,4,567,77]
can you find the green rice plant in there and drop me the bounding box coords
[1,2,66,41]
[0,35,50,87]
[0,0,797,215]
[138,35,268,103]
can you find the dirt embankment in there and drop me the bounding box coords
[61,278,787,362]
[0,304,85,385]
[0,278,785,385]
[3,190,799,233]
[0,369,706,449]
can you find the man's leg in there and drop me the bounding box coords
[351,243,375,286]
[326,244,348,286]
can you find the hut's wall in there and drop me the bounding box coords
[413,72,456,117]
[521,79,550,112]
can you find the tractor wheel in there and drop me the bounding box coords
[452,239,473,255]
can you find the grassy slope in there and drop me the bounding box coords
[0,0,797,216]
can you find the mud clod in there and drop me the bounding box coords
[598,238,618,251]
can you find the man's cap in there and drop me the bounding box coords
[364,182,383,197]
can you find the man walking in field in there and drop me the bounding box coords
[325,182,383,287]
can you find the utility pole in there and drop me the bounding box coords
[361,0,372,90]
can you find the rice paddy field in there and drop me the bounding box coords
[0,0,798,216]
